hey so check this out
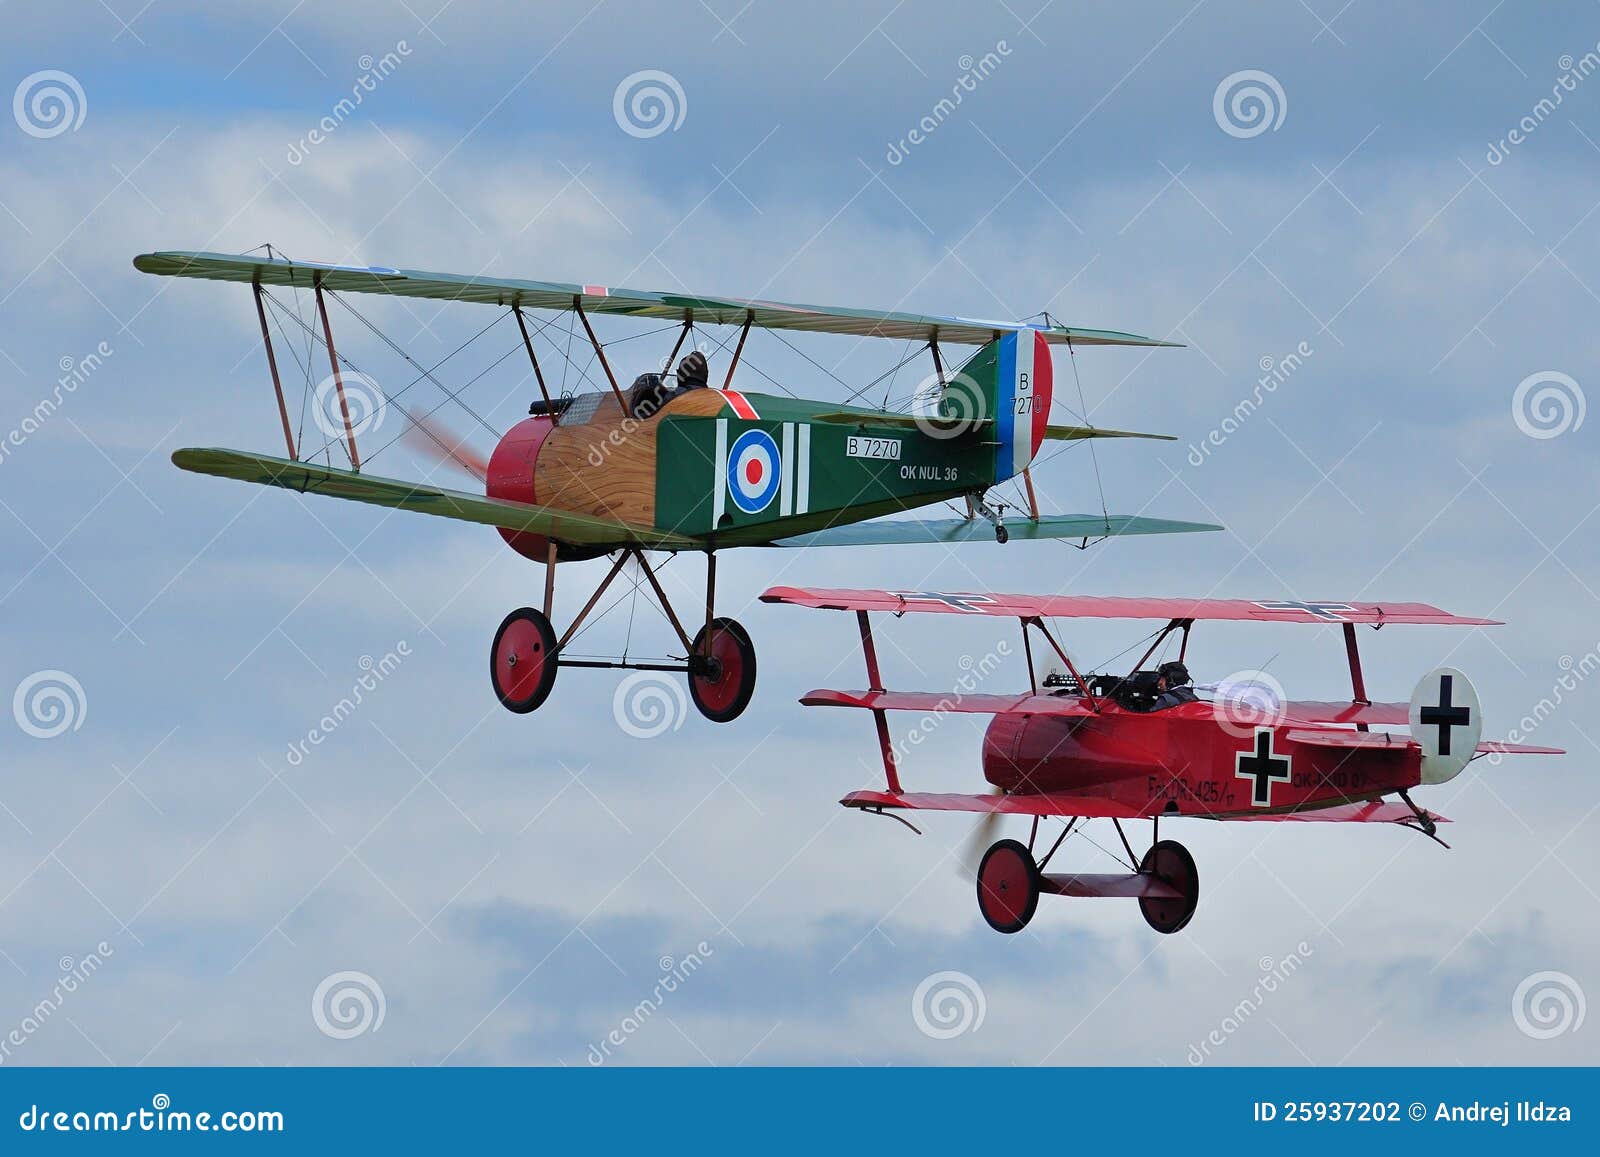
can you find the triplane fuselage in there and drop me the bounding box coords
[762,587,1562,935]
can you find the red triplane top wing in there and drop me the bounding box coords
[760,587,1502,625]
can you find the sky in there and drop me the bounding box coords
[1,0,1597,1067]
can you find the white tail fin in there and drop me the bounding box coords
[1409,667,1481,784]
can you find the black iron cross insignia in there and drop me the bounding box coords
[890,591,996,613]
[1235,728,1293,807]
[1418,673,1472,756]
[1253,600,1357,621]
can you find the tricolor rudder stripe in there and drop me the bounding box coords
[968,330,1053,483]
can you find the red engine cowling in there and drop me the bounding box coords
[485,417,607,563]
[982,711,1155,795]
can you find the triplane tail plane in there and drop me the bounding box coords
[139,248,1218,723]
[760,585,1563,935]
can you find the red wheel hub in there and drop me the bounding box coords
[692,627,745,714]
[495,617,548,702]
[977,839,1039,933]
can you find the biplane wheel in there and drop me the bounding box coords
[995,525,1009,544]
[491,607,558,714]
[1138,839,1199,935]
[976,838,1040,934]
[687,617,757,723]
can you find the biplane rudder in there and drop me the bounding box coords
[944,329,1053,483]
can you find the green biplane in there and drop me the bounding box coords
[136,250,1217,723]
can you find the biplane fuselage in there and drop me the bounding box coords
[486,388,994,561]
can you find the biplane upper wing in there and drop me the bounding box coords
[172,448,697,549]
[767,514,1222,549]
[841,791,1447,825]
[760,587,1501,625]
[802,688,1095,715]
[133,251,1178,347]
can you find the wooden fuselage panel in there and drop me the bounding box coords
[531,390,726,525]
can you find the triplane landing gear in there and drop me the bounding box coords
[975,820,1200,936]
[490,548,757,724]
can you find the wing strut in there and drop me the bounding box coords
[574,298,630,413]
[313,276,361,470]
[512,303,556,420]
[251,278,297,461]
[1343,622,1370,732]
[856,610,903,793]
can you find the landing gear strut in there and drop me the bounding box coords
[489,548,757,724]
[974,823,1200,935]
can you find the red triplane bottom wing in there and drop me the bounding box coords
[842,790,1449,825]
[843,790,1142,818]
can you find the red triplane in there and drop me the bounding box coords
[762,587,1562,935]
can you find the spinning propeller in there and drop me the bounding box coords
[398,404,489,484]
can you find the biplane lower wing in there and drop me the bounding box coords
[172,448,697,549]
[767,513,1221,549]
[843,790,1448,825]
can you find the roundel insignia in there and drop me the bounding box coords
[727,428,781,514]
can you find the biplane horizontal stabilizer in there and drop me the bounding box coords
[765,513,1221,548]
[807,412,1174,442]
[171,448,696,549]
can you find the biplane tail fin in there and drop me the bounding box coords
[943,330,1053,482]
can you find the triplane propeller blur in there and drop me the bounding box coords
[761,586,1563,935]
[136,250,1217,724]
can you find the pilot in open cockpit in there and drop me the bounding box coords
[627,349,711,420]
[1149,661,1197,710]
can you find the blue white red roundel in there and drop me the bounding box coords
[727,428,781,514]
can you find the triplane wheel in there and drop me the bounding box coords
[688,616,757,723]
[1138,839,1199,934]
[976,838,1040,934]
[491,607,558,714]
